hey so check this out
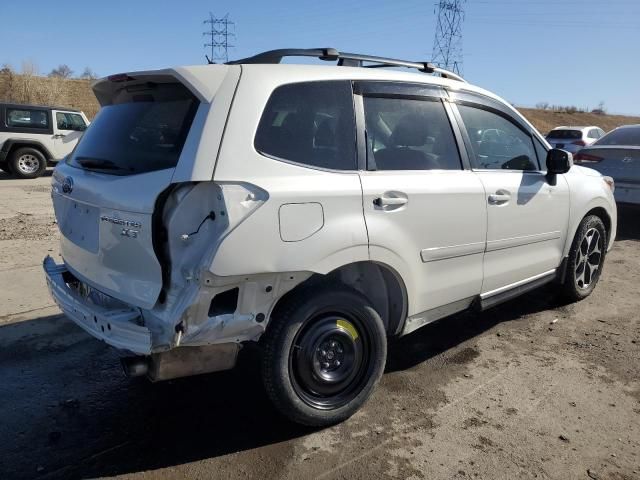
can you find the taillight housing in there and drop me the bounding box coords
[574,152,603,163]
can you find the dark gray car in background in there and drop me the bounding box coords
[574,124,640,205]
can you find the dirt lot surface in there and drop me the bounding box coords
[0,171,639,480]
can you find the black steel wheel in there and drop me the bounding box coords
[261,284,386,426]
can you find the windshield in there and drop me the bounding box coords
[546,129,582,140]
[67,82,198,175]
[595,126,640,146]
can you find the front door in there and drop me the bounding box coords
[355,83,487,324]
[452,101,570,295]
[52,110,87,160]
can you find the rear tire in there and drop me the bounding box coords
[261,284,387,426]
[560,215,607,301]
[9,147,47,179]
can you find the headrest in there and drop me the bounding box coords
[391,114,429,147]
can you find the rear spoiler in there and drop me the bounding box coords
[92,65,238,106]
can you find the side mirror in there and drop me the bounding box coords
[546,148,572,174]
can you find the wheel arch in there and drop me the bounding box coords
[564,199,615,258]
[3,139,54,161]
[267,260,409,337]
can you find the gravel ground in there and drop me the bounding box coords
[0,171,638,480]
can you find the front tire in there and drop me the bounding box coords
[560,215,607,301]
[261,285,387,426]
[9,147,47,179]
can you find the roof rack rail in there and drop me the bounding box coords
[226,48,466,83]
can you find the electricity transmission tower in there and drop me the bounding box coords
[203,13,235,63]
[431,0,466,75]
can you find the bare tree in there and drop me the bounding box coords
[535,102,550,110]
[79,67,98,80]
[49,64,74,78]
[0,63,14,75]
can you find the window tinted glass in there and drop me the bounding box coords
[458,105,538,170]
[534,137,548,168]
[546,129,582,140]
[67,83,198,176]
[7,108,49,129]
[255,81,356,170]
[595,127,640,146]
[56,112,86,131]
[363,97,461,170]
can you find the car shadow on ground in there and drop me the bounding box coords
[0,283,571,480]
[616,204,640,241]
[0,169,53,180]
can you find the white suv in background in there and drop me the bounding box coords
[44,49,617,426]
[0,103,90,178]
[546,126,605,154]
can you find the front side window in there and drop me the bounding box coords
[255,81,356,170]
[6,108,49,129]
[363,96,461,171]
[56,112,86,131]
[458,105,538,171]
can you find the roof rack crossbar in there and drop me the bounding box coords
[227,48,466,83]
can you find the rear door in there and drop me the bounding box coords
[450,94,570,295]
[355,82,487,321]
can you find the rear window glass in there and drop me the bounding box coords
[595,127,640,146]
[6,108,49,129]
[255,81,356,170]
[546,129,582,140]
[67,83,198,175]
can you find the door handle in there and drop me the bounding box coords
[53,134,66,138]
[488,192,510,205]
[373,195,408,208]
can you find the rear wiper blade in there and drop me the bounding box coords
[75,157,128,171]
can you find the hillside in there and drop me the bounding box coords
[1,72,638,134]
[0,72,99,118]
[518,108,639,136]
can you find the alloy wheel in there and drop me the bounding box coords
[575,227,603,289]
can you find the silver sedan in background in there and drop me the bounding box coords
[574,124,640,205]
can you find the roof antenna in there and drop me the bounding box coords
[205,54,214,65]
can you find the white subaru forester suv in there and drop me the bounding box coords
[44,49,617,426]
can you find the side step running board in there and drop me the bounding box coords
[476,270,557,311]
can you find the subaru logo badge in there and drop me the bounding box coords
[61,176,74,194]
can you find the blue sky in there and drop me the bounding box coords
[1,0,639,114]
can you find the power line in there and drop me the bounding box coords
[203,13,235,63]
[431,0,466,75]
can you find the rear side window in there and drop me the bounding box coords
[547,129,582,140]
[6,108,49,129]
[595,127,640,146]
[458,105,538,171]
[67,83,198,175]
[363,96,461,170]
[255,81,356,170]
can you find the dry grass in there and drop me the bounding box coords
[0,72,100,118]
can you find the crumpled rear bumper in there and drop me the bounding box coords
[43,256,152,355]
